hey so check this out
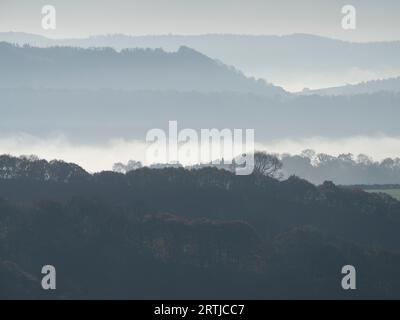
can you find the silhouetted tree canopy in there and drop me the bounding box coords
[0,154,400,299]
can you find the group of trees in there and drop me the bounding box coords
[112,151,283,178]
[281,150,400,185]
[1,154,400,299]
[112,150,400,185]
[126,148,393,185]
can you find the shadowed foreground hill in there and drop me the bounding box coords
[1,155,400,299]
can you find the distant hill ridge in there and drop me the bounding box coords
[298,77,400,96]
[0,42,286,96]
[2,32,400,92]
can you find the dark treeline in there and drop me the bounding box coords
[1,154,400,299]
[282,151,400,185]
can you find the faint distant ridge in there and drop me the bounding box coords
[297,77,400,96]
[0,42,286,96]
[3,32,400,48]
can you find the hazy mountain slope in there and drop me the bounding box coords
[0,42,286,96]
[0,32,50,45]
[3,32,400,71]
[1,88,399,143]
[298,77,400,96]
[2,32,400,90]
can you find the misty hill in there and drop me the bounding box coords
[1,88,400,143]
[281,152,400,185]
[1,154,400,299]
[2,32,400,90]
[0,42,286,96]
[299,77,400,96]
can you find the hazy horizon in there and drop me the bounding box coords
[4,30,400,44]
[1,0,400,42]
[1,133,400,173]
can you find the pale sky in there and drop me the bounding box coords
[0,0,399,42]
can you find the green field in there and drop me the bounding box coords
[366,189,400,200]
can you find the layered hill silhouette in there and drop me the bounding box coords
[1,87,400,143]
[1,41,400,147]
[2,32,400,91]
[1,154,400,299]
[3,32,400,73]
[299,77,400,96]
[0,42,286,96]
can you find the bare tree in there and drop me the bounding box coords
[253,151,283,178]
